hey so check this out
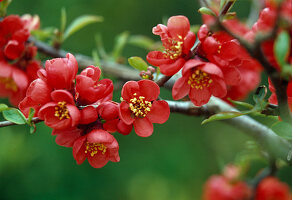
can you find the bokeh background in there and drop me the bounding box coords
[0,0,291,199]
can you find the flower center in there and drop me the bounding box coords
[0,77,18,92]
[54,101,70,120]
[187,69,213,90]
[164,37,183,60]
[129,93,152,118]
[85,142,107,157]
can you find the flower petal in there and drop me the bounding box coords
[160,57,185,76]
[119,101,135,125]
[138,80,160,101]
[167,15,190,40]
[51,90,75,104]
[121,81,140,102]
[133,117,153,137]
[189,87,211,106]
[147,100,170,124]
[172,77,190,100]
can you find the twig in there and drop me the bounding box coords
[0,117,42,128]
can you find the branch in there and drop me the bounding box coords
[0,117,42,128]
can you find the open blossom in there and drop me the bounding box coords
[39,53,78,90]
[38,90,80,130]
[172,59,227,106]
[146,15,196,76]
[73,129,120,168]
[76,65,113,104]
[119,80,170,137]
[255,177,291,200]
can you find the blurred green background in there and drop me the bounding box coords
[0,0,291,199]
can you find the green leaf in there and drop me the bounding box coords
[112,31,129,61]
[198,7,216,16]
[0,104,8,112]
[60,8,67,34]
[271,121,292,140]
[31,27,55,41]
[202,111,252,125]
[27,108,35,125]
[2,108,27,125]
[274,31,290,68]
[63,15,103,40]
[227,98,253,109]
[128,57,149,71]
[253,85,268,110]
[128,35,155,50]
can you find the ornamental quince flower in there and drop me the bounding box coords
[119,80,169,137]
[255,177,291,200]
[41,53,78,90]
[18,78,52,117]
[146,15,196,76]
[76,65,113,104]
[0,61,29,106]
[172,59,227,106]
[203,175,251,200]
[38,90,80,130]
[73,129,120,168]
[0,15,30,60]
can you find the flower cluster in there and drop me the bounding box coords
[147,15,262,106]
[0,15,42,106]
[19,53,170,168]
[203,165,292,200]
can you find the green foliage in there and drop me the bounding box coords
[128,35,156,51]
[112,31,129,61]
[201,111,252,125]
[2,108,27,125]
[128,56,149,71]
[198,7,216,16]
[274,31,290,68]
[63,15,104,41]
[271,121,292,140]
[0,104,8,112]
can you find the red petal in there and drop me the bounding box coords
[182,31,196,55]
[172,77,190,100]
[210,77,227,98]
[200,63,223,78]
[160,58,185,76]
[73,136,87,164]
[51,90,75,104]
[54,128,82,147]
[146,51,172,66]
[147,100,170,124]
[133,117,153,137]
[88,153,109,168]
[121,81,140,102]
[67,105,81,127]
[167,15,190,40]
[182,59,205,75]
[222,66,241,85]
[87,129,114,144]
[189,87,211,106]
[138,80,160,101]
[119,101,134,125]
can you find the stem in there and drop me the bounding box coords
[0,117,42,128]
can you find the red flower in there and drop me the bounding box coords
[18,78,52,117]
[0,15,30,60]
[98,101,133,135]
[0,61,29,106]
[269,79,292,110]
[255,177,291,200]
[21,14,40,31]
[79,106,98,125]
[146,15,196,76]
[73,129,120,168]
[203,175,251,200]
[172,59,227,106]
[52,128,82,147]
[42,53,78,90]
[76,65,113,104]
[38,90,80,130]
[119,80,170,137]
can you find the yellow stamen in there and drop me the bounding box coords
[187,70,213,90]
[54,101,70,120]
[84,142,107,157]
[129,95,152,118]
[0,77,18,92]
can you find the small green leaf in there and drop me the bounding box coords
[112,31,129,61]
[271,121,292,140]
[0,104,8,112]
[2,108,27,125]
[60,8,67,34]
[128,35,155,50]
[202,111,251,125]
[274,31,290,68]
[63,15,103,40]
[27,108,35,125]
[128,57,149,71]
[227,98,253,109]
[198,7,216,16]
